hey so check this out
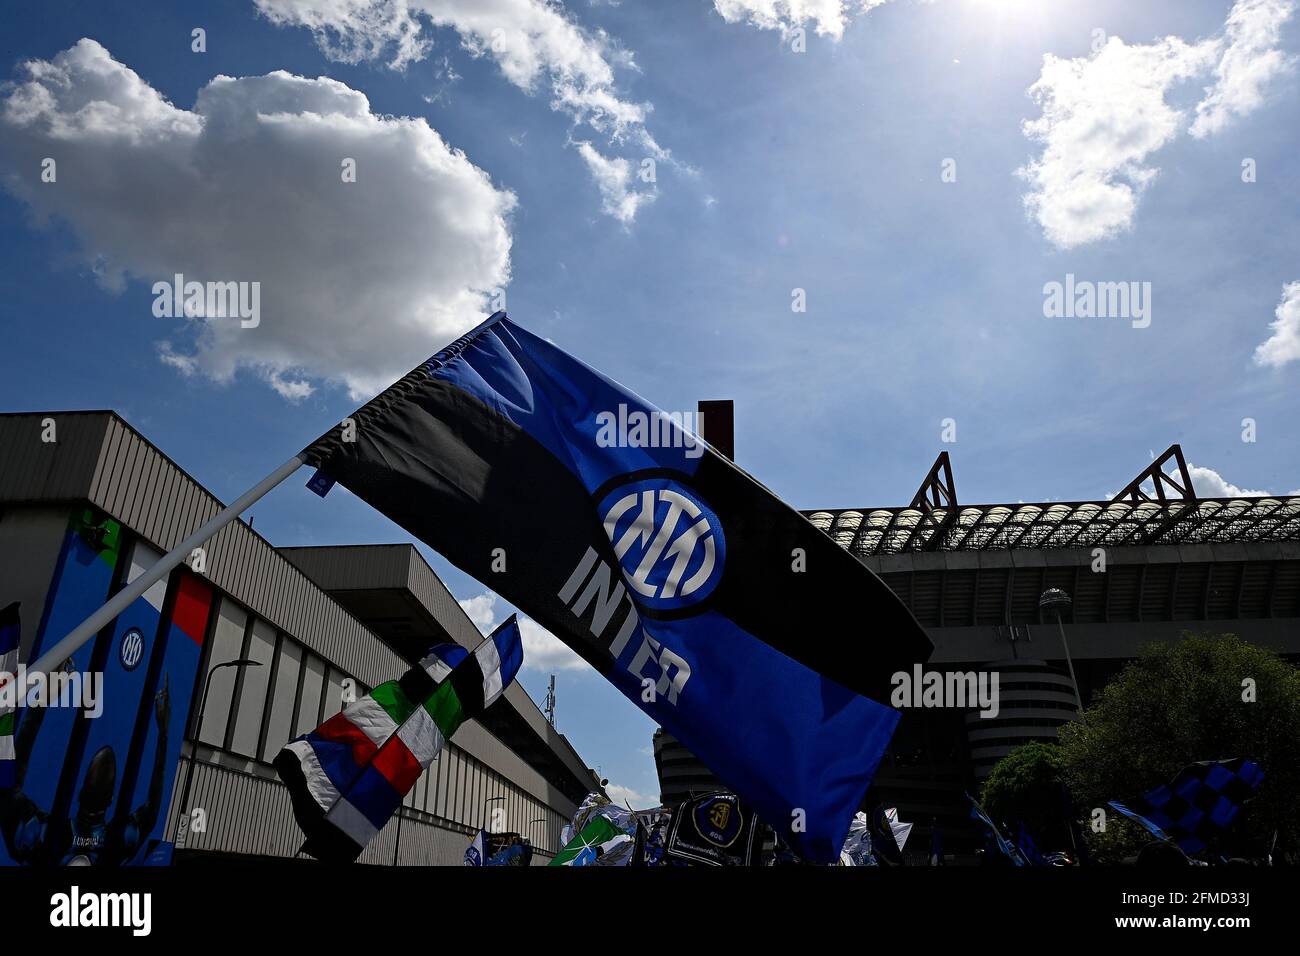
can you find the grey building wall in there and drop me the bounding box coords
[0,410,587,864]
[0,507,70,661]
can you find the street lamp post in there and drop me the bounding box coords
[1038,588,1083,713]
[528,816,546,851]
[174,658,261,850]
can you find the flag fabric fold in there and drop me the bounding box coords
[1107,801,1173,844]
[301,312,931,863]
[274,616,523,862]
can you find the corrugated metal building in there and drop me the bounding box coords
[0,410,599,865]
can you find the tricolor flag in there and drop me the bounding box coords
[274,616,523,862]
[0,602,18,789]
[300,313,931,862]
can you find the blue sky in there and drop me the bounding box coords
[1,0,1297,807]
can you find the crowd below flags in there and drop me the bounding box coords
[464,828,533,867]
[514,755,1270,867]
[527,790,917,867]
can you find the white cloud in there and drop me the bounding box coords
[1253,281,1300,368]
[1018,36,1217,249]
[519,616,589,672]
[254,0,661,220]
[458,593,500,631]
[1019,0,1294,248]
[712,0,890,40]
[1192,0,1296,138]
[574,140,653,224]
[604,782,656,808]
[0,39,514,401]
[1187,463,1270,498]
[457,591,590,672]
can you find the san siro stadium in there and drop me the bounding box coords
[654,405,1300,862]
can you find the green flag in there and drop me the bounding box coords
[548,816,631,866]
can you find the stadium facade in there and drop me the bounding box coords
[657,405,1300,862]
[0,410,600,866]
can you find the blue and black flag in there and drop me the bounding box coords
[1109,758,1264,857]
[1015,821,1046,866]
[301,313,931,862]
[967,793,1027,866]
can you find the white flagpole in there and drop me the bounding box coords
[26,453,306,679]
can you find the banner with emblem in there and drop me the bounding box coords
[664,792,762,866]
[300,312,931,863]
[0,509,120,866]
[0,509,214,866]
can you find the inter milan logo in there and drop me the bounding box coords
[119,627,145,671]
[694,794,743,847]
[598,477,725,612]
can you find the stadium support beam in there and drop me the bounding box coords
[911,451,958,512]
[1114,444,1197,504]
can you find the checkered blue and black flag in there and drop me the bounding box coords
[1109,758,1264,856]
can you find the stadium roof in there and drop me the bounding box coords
[803,445,1300,556]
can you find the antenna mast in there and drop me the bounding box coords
[544,674,557,727]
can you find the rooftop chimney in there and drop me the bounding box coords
[697,399,734,461]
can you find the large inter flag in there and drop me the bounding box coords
[302,313,931,862]
[275,617,523,862]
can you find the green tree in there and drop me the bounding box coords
[1059,633,1300,861]
[979,742,1072,852]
